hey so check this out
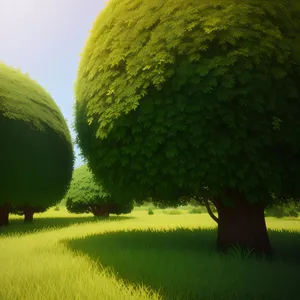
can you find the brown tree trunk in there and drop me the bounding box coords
[214,190,272,257]
[90,206,97,215]
[92,205,109,217]
[24,207,34,222]
[0,204,9,226]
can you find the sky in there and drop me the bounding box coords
[0,0,107,168]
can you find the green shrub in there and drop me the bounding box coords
[272,207,285,218]
[265,203,299,218]
[288,201,300,213]
[54,206,60,211]
[163,209,182,215]
[286,209,298,218]
[265,206,284,218]
[148,208,154,215]
[189,207,206,214]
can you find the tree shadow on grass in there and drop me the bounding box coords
[0,215,133,237]
[64,228,300,300]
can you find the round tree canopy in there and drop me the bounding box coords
[0,63,70,138]
[65,164,133,215]
[66,164,111,207]
[75,0,300,205]
[0,63,74,208]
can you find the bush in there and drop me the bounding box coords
[54,206,60,211]
[271,207,285,218]
[148,208,154,215]
[265,203,299,218]
[288,209,298,218]
[189,207,206,214]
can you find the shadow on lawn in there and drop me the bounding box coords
[65,228,300,300]
[0,215,133,237]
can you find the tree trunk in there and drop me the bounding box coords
[92,205,109,217]
[215,190,272,257]
[90,206,97,216]
[24,208,34,222]
[0,204,9,226]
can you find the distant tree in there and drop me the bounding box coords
[0,63,74,225]
[74,0,300,256]
[65,165,133,217]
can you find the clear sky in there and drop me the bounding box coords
[0,0,107,167]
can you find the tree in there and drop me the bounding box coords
[10,206,47,222]
[74,0,300,255]
[0,63,74,225]
[65,165,133,217]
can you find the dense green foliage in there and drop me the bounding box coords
[189,206,210,214]
[148,208,154,215]
[265,201,300,218]
[0,63,74,210]
[75,0,300,207]
[65,165,133,216]
[0,63,70,137]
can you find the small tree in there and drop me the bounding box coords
[74,0,300,255]
[0,63,74,225]
[65,165,133,217]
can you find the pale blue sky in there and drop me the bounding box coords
[0,0,107,167]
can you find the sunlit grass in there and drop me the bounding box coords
[0,209,299,300]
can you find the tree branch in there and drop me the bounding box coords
[193,195,219,224]
[203,198,219,224]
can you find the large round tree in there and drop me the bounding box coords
[65,164,133,217]
[74,0,300,255]
[0,63,74,225]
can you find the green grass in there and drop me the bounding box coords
[0,209,300,300]
[163,209,183,215]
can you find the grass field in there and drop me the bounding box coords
[0,207,300,300]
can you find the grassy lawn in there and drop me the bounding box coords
[0,208,299,300]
